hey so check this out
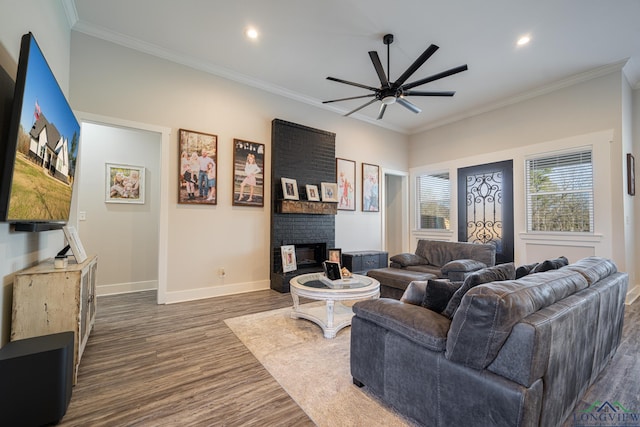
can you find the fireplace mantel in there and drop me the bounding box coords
[276,200,337,215]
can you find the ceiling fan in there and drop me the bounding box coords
[323,34,468,120]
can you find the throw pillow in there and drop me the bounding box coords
[421,279,463,313]
[389,253,428,267]
[531,256,569,273]
[515,262,538,279]
[441,262,516,319]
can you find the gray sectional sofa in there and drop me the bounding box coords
[367,239,496,299]
[351,256,628,427]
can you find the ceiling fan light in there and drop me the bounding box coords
[382,95,396,105]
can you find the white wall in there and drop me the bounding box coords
[76,122,161,295]
[409,69,638,299]
[69,32,409,303]
[0,1,73,345]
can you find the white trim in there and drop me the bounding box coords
[97,280,158,297]
[75,111,170,305]
[626,285,640,305]
[163,280,270,304]
[381,168,409,254]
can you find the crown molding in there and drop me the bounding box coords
[411,60,628,135]
[62,0,79,29]
[71,20,408,135]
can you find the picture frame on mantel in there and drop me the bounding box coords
[281,177,299,200]
[337,158,356,210]
[320,182,338,202]
[628,153,635,196]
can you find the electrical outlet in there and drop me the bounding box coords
[218,267,226,278]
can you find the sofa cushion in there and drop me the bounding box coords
[404,265,443,276]
[441,263,516,319]
[446,269,589,369]
[353,299,451,351]
[564,256,617,286]
[531,256,569,273]
[367,268,437,291]
[441,259,487,275]
[515,262,538,279]
[389,253,427,267]
[421,279,463,312]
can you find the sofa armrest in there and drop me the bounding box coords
[400,280,428,306]
[353,299,450,351]
[389,253,428,268]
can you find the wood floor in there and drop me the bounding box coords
[60,290,314,427]
[61,290,639,426]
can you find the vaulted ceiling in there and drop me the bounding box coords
[69,0,640,134]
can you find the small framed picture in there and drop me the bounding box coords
[323,261,342,281]
[337,158,356,211]
[281,245,297,273]
[328,248,342,265]
[306,184,320,201]
[362,163,380,212]
[233,139,265,207]
[320,182,338,202]
[178,128,217,205]
[105,163,145,204]
[281,177,299,200]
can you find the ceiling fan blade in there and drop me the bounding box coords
[377,103,387,120]
[369,51,389,87]
[322,94,376,104]
[401,64,468,90]
[344,98,378,117]
[393,44,439,87]
[403,90,455,97]
[327,76,378,92]
[396,97,422,114]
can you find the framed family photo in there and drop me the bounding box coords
[362,163,380,212]
[321,182,338,202]
[178,128,218,205]
[233,139,265,207]
[281,177,299,200]
[105,163,145,204]
[328,248,342,265]
[337,158,356,210]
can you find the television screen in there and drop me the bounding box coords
[0,33,80,230]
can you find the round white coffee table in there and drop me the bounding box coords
[289,272,380,338]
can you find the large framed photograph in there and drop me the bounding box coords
[178,129,218,205]
[362,163,380,212]
[281,177,299,200]
[105,163,145,204]
[281,245,297,273]
[337,158,356,210]
[321,182,338,202]
[233,139,265,207]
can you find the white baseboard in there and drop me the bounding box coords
[97,280,158,296]
[626,284,640,305]
[163,280,271,304]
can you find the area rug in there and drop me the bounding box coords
[224,303,414,427]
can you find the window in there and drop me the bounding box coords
[526,150,593,232]
[417,172,450,229]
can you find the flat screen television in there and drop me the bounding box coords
[0,32,80,232]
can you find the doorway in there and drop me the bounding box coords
[457,160,514,264]
[76,113,170,303]
[383,171,408,257]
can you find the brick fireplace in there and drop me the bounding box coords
[270,119,336,292]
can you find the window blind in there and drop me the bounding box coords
[417,172,450,229]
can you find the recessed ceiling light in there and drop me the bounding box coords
[517,35,531,46]
[246,27,259,40]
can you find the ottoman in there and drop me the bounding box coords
[367,268,437,300]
